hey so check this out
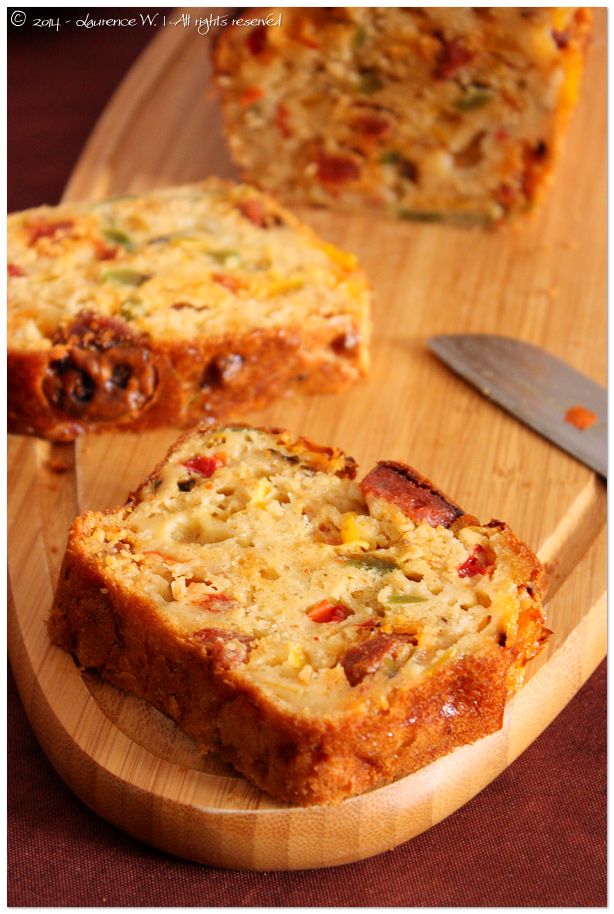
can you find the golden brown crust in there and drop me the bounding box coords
[49,531,512,806]
[8,322,366,441]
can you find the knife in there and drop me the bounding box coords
[427,334,607,478]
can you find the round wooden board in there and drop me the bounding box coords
[8,9,606,870]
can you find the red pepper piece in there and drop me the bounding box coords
[552,29,569,49]
[457,545,495,578]
[308,600,352,623]
[93,238,118,261]
[564,404,597,430]
[354,115,389,138]
[237,198,269,227]
[275,103,292,138]
[238,85,264,107]
[8,263,24,277]
[142,550,178,564]
[496,183,516,208]
[211,272,242,293]
[27,219,74,244]
[182,454,224,477]
[247,25,267,55]
[194,592,234,612]
[356,618,378,630]
[316,152,361,184]
[434,38,474,79]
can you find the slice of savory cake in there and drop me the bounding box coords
[8,180,370,440]
[48,424,548,806]
[213,7,592,225]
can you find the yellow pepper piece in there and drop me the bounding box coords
[341,512,372,550]
[319,241,358,272]
[250,478,274,508]
[286,644,307,669]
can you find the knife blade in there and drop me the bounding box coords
[427,334,607,478]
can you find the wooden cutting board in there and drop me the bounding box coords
[8,9,606,870]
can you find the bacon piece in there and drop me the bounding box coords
[354,115,389,138]
[341,630,420,685]
[434,38,474,79]
[360,462,463,528]
[316,152,361,184]
[192,627,252,665]
[341,634,395,686]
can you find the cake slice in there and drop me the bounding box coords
[8,180,370,440]
[213,7,591,225]
[49,424,548,806]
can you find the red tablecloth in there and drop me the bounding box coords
[7,10,606,906]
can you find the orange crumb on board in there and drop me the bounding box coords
[564,405,598,430]
[45,457,71,474]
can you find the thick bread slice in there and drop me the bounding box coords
[213,8,591,225]
[8,180,370,440]
[49,424,548,806]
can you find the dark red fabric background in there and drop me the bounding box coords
[7,9,607,907]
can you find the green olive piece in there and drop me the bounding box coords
[102,227,136,251]
[208,249,242,264]
[358,69,383,95]
[455,87,494,111]
[101,268,150,286]
[344,554,398,573]
[387,594,429,604]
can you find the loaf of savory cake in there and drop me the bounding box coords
[8,180,370,440]
[213,8,592,226]
[49,424,548,806]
